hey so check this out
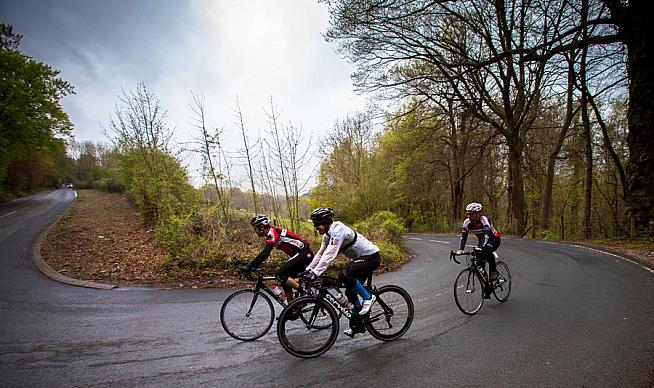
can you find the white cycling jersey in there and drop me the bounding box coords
[307,221,379,276]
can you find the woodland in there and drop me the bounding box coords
[2,0,652,272]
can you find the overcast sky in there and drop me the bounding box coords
[1,0,369,188]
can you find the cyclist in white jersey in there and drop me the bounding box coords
[303,208,380,336]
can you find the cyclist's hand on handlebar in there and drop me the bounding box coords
[456,250,464,255]
[302,270,318,282]
[239,264,252,277]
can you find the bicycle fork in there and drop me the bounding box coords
[246,290,261,317]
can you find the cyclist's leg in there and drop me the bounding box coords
[342,254,381,317]
[276,250,313,301]
[483,238,501,280]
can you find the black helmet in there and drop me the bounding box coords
[310,207,334,225]
[250,214,270,227]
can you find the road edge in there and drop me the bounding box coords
[31,190,118,290]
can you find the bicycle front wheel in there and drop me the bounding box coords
[277,297,339,358]
[454,268,484,315]
[220,289,274,341]
[492,261,511,302]
[366,285,414,341]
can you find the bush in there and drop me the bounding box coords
[354,211,406,246]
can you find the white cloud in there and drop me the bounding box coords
[2,0,369,189]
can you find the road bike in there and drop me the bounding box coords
[450,247,511,315]
[276,275,414,358]
[220,267,322,341]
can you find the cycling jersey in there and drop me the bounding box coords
[251,226,310,268]
[458,215,501,251]
[307,221,379,276]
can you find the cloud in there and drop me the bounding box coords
[1,0,368,188]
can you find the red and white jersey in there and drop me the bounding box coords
[265,226,309,257]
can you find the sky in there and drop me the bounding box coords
[1,0,369,189]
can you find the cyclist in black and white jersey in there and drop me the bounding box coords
[456,202,502,288]
[303,208,380,336]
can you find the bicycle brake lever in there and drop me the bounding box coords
[450,251,460,264]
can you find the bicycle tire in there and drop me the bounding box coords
[454,268,484,315]
[366,285,414,341]
[220,289,274,341]
[276,296,339,358]
[492,261,511,302]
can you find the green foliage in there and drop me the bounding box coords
[375,240,405,263]
[354,211,406,246]
[0,24,74,196]
[119,147,199,224]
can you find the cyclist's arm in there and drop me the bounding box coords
[311,240,341,276]
[306,239,328,272]
[250,243,274,268]
[479,216,493,248]
[458,220,470,251]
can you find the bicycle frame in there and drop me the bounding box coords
[308,277,389,327]
[244,270,287,314]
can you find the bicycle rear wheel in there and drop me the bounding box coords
[492,261,511,302]
[277,297,339,358]
[454,268,484,315]
[366,285,414,341]
[220,289,274,341]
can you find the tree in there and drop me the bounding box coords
[322,0,556,235]
[189,91,231,217]
[0,24,74,196]
[519,0,653,234]
[105,82,196,223]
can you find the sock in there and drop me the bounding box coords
[353,279,371,300]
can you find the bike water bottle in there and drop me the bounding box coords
[335,291,353,309]
[271,284,286,301]
[478,265,487,280]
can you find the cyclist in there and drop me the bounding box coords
[240,214,313,302]
[303,207,380,337]
[455,202,502,296]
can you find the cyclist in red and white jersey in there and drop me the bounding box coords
[456,202,502,286]
[241,214,313,301]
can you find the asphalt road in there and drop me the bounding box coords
[1,190,653,387]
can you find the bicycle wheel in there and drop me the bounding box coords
[454,268,484,315]
[366,285,414,341]
[277,296,339,358]
[492,261,511,302]
[220,289,274,341]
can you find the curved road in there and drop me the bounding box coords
[1,190,653,386]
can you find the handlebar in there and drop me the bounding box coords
[450,247,483,264]
[449,250,460,264]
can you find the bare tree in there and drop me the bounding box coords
[234,96,260,213]
[262,97,314,227]
[189,91,231,217]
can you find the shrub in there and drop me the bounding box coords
[354,211,406,246]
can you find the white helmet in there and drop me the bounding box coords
[465,202,482,213]
[250,214,270,227]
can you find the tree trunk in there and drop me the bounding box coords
[541,56,577,231]
[622,0,654,234]
[506,135,527,235]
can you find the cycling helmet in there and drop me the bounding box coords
[250,214,270,227]
[465,202,483,213]
[310,207,334,224]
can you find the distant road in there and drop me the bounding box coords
[1,191,653,386]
